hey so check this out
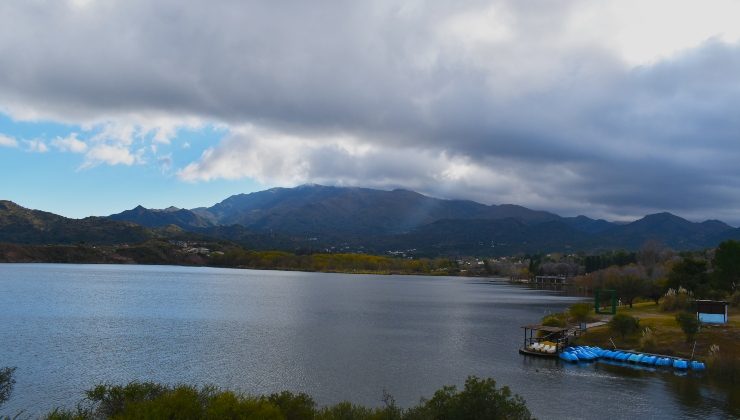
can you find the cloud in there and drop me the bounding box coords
[81,144,138,168]
[157,153,173,173]
[51,133,87,153]
[1,1,740,222]
[24,139,48,153]
[0,133,18,148]
[177,125,594,215]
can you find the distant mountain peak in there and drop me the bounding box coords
[649,211,677,217]
[640,212,685,221]
[108,204,213,229]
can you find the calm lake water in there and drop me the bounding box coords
[0,264,736,419]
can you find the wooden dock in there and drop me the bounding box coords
[520,321,609,357]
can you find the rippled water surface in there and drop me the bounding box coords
[0,264,735,418]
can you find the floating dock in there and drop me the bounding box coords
[558,345,706,371]
[519,324,706,372]
[519,324,574,357]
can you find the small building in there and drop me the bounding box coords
[533,275,567,285]
[696,300,728,324]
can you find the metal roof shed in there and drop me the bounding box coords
[696,300,728,324]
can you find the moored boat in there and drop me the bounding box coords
[673,359,689,369]
[690,361,706,370]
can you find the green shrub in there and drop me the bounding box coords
[0,366,15,407]
[568,303,593,323]
[44,409,91,420]
[85,382,168,418]
[317,401,381,419]
[41,377,533,420]
[609,313,640,339]
[675,312,700,343]
[122,386,204,419]
[405,376,533,420]
[265,391,316,420]
[541,312,567,328]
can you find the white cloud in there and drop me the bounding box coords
[0,133,18,148]
[25,139,48,153]
[176,124,585,214]
[439,4,512,47]
[178,126,317,184]
[81,144,137,168]
[51,133,87,153]
[574,0,740,65]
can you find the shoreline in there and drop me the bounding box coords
[572,302,739,368]
[0,259,494,278]
[0,241,467,277]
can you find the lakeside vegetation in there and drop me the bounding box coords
[568,240,740,301]
[571,302,739,364]
[2,231,739,283]
[0,375,533,420]
[569,301,740,416]
[538,297,739,416]
[0,241,460,276]
[531,241,740,412]
[209,248,458,275]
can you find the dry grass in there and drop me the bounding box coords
[575,302,740,360]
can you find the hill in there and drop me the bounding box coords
[0,200,153,245]
[108,205,214,229]
[592,212,733,250]
[110,185,563,236]
[367,214,737,257]
[4,185,739,256]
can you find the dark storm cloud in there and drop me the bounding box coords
[1,0,739,223]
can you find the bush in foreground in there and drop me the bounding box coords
[0,367,15,408]
[43,376,533,420]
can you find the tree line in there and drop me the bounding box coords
[572,240,740,307]
[209,249,459,275]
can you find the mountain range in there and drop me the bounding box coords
[3,185,740,256]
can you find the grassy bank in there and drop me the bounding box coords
[573,302,739,361]
[568,302,739,414]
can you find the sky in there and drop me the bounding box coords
[1,1,740,224]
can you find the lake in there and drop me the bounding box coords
[0,264,735,418]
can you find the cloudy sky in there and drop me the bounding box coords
[1,1,740,224]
